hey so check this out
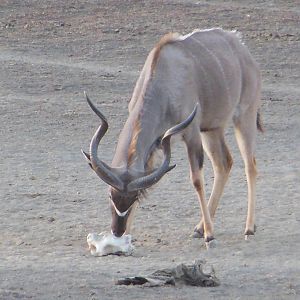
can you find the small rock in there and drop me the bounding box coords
[16,240,24,246]
[26,193,42,198]
[48,217,55,223]
[5,23,14,28]
[64,243,73,247]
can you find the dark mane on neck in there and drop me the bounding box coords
[127,117,141,166]
[127,33,179,166]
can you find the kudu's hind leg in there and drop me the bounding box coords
[234,109,258,239]
[184,131,215,247]
[193,128,233,238]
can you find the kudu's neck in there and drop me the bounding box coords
[112,93,169,172]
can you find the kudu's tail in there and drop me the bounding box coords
[257,111,264,133]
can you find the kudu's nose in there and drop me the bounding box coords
[111,214,127,238]
[112,229,125,238]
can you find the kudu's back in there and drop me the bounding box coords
[144,28,261,131]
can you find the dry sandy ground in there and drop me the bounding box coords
[1,0,299,299]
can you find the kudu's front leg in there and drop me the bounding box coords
[185,132,215,249]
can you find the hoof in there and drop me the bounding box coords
[244,234,255,241]
[205,238,217,249]
[244,224,257,240]
[192,227,204,239]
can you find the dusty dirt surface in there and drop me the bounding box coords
[1,0,299,299]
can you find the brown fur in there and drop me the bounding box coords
[145,151,155,171]
[151,32,180,75]
[127,118,141,165]
[256,111,264,133]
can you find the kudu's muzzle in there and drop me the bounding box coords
[110,199,132,237]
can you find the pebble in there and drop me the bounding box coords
[16,240,24,246]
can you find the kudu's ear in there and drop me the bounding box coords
[81,149,93,170]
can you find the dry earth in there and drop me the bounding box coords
[1,0,300,299]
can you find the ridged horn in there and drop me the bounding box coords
[83,92,124,191]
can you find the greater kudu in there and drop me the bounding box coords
[82,28,262,248]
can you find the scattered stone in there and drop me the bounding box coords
[25,193,43,199]
[16,240,24,246]
[4,23,14,29]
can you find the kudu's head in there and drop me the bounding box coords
[82,92,197,237]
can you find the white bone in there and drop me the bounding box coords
[87,232,134,256]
